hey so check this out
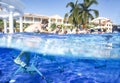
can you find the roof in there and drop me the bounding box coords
[24,13,49,19]
[90,17,111,24]
[0,0,25,19]
[50,15,63,19]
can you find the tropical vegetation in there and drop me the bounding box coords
[50,23,57,31]
[64,0,99,28]
[0,19,4,32]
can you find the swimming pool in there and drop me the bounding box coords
[0,33,120,83]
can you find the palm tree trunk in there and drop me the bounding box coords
[82,24,86,29]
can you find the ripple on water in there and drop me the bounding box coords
[0,33,120,83]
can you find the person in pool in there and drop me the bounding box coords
[14,51,45,79]
[14,36,40,67]
[14,51,30,67]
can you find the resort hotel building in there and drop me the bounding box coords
[90,17,113,33]
[22,13,65,28]
[0,0,113,33]
[22,13,113,33]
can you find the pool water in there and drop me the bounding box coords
[0,33,120,83]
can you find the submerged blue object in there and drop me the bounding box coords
[0,33,120,83]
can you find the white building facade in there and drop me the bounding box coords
[91,17,113,33]
[22,13,64,28]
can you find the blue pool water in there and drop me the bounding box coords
[0,33,120,83]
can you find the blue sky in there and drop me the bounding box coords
[21,0,120,24]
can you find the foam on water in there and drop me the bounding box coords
[0,33,120,59]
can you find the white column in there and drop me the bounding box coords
[33,16,34,23]
[41,18,43,23]
[9,11,14,33]
[61,19,64,24]
[19,16,23,32]
[56,19,57,24]
[3,18,7,33]
[48,18,51,28]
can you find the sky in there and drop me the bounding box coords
[21,0,120,24]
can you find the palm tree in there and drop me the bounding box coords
[64,0,81,27]
[65,0,99,29]
[50,23,57,31]
[79,0,99,28]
